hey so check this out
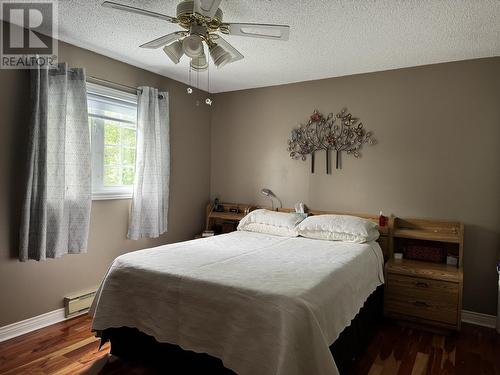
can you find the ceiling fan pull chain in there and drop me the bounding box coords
[206,57,213,106]
[187,65,193,94]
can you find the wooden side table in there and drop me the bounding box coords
[384,218,464,331]
[203,202,255,235]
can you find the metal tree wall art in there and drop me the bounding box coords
[287,108,376,173]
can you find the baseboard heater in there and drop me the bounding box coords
[64,288,97,318]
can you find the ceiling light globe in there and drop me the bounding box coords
[182,35,204,58]
[163,40,184,64]
[209,44,232,68]
[190,53,208,72]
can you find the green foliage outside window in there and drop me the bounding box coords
[102,121,136,187]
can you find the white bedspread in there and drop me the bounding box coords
[91,231,384,375]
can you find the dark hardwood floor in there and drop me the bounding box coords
[0,315,498,374]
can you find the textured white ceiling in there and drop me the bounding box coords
[54,0,500,93]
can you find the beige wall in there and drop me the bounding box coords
[211,57,500,315]
[0,41,211,326]
[0,41,498,326]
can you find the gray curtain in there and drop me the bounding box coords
[127,87,170,240]
[19,63,91,261]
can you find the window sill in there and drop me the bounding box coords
[92,192,133,201]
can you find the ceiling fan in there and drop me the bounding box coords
[102,0,290,71]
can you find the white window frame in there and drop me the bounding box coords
[87,82,138,200]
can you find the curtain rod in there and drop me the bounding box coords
[87,75,165,99]
[87,75,138,93]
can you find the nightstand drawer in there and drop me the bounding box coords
[385,296,458,325]
[386,274,459,304]
[385,273,460,325]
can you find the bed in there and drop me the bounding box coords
[91,218,385,375]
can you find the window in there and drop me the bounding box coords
[87,83,138,200]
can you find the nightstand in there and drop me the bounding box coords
[204,202,254,235]
[384,218,464,331]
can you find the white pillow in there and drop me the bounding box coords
[296,214,380,243]
[237,209,305,237]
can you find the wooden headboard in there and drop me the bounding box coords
[276,208,392,260]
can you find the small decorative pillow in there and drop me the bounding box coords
[237,209,305,237]
[296,214,380,243]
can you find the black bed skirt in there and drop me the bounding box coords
[100,285,383,374]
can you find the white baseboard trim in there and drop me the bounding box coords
[0,308,87,342]
[462,309,497,329]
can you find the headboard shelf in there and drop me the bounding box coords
[392,217,464,268]
[393,218,462,244]
[205,202,255,234]
[393,229,460,244]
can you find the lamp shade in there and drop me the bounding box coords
[261,188,282,209]
[163,40,184,64]
[261,188,274,197]
[209,44,232,68]
[182,34,204,58]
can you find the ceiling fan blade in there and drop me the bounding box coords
[193,0,222,18]
[140,31,187,49]
[211,34,244,64]
[222,23,290,41]
[102,1,177,23]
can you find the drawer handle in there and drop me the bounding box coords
[415,282,429,288]
[413,301,429,308]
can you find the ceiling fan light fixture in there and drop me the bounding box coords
[182,34,204,58]
[190,52,208,71]
[103,0,291,72]
[209,44,232,68]
[163,40,184,64]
